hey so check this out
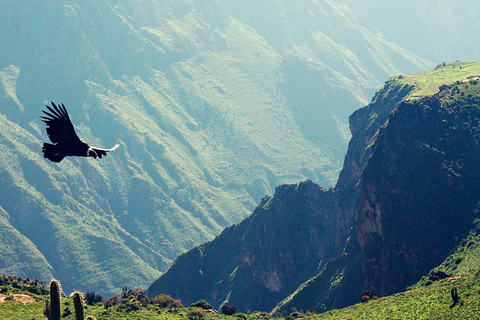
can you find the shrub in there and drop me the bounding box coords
[133,289,148,307]
[190,299,213,310]
[11,280,21,289]
[187,309,206,320]
[104,294,121,310]
[286,311,304,320]
[62,307,72,317]
[222,304,237,315]
[252,311,270,319]
[150,293,184,309]
[451,287,460,306]
[85,291,102,305]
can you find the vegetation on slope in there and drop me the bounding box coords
[315,223,480,319]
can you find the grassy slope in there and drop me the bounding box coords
[316,227,480,319]
[2,232,480,320]
[396,61,480,99]
[0,278,479,319]
[316,275,480,319]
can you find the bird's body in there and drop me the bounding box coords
[41,102,119,162]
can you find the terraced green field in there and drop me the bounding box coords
[397,61,480,99]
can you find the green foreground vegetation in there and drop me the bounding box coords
[1,270,479,319]
[316,275,480,319]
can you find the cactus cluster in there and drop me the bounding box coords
[46,279,95,320]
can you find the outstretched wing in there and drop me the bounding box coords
[41,102,82,144]
[91,142,120,158]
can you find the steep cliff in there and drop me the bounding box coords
[358,79,480,297]
[274,71,480,315]
[147,181,338,312]
[148,63,480,314]
[147,70,418,311]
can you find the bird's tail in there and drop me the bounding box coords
[42,143,65,163]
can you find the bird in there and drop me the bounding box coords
[41,102,119,162]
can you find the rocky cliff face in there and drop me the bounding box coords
[274,77,480,315]
[357,80,480,296]
[148,181,339,312]
[147,77,416,311]
[149,70,480,314]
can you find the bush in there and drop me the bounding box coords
[85,291,103,305]
[187,309,206,320]
[132,289,148,307]
[11,280,21,289]
[286,311,304,320]
[150,293,184,309]
[222,304,237,315]
[104,294,121,309]
[190,299,213,310]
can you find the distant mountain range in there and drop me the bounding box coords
[147,62,480,314]
[0,0,432,296]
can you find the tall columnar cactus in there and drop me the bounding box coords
[71,291,85,320]
[451,287,459,306]
[49,279,61,320]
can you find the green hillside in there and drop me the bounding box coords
[315,226,480,319]
[0,0,431,296]
[398,61,480,98]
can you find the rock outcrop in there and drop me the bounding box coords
[147,77,417,311]
[274,78,480,314]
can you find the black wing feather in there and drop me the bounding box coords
[41,102,82,144]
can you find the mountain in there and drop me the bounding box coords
[340,0,480,63]
[275,62,480,314]
[147,62,480,313]
[0,0,431,296]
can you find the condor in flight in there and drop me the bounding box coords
[41,102,119,162]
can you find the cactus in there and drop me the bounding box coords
[451,287,459,306]
[71,291,86,320]
[49,279,61,320]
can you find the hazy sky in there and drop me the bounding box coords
[340,0,480,62]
